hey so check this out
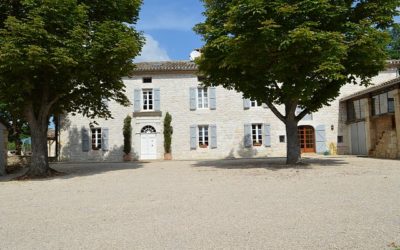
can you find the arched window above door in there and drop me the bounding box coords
[141,125,156,134]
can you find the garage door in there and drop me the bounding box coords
[350,121,367,155]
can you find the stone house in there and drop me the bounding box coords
[0,122,7,175]
[339,77,400,159]
[59,60,399,161]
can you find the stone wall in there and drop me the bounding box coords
[59,67,398,161]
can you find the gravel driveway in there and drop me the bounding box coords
[0,156,399,250]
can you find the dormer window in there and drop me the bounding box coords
[143,77,152,83]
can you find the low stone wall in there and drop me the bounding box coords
[6,156,30,173]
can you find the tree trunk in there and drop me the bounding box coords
[26,120,50,177]
[285,118,301,164]
[24,108,54,178]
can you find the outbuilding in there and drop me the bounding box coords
[0,122,7,175]
[339,77,400,158]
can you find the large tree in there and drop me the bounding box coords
[195,0,399,164]
[0,0,143,177]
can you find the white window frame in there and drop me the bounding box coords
[250,100,262,108]
[198,125,209,148]
[142,89,154,111]
[197,88,209,109]
[91,128,102,150]
[252,124,263,146]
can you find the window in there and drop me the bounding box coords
[372,92,394,116]
[279,135,285,143]
[197,88,209,109]
[337,136,343,143]
[142,89,153,111]
[143,77,152,83]
[91,128,102,150]
[252,124,263,146]
[250,100,262,107]
[198,125,209,148]
[347,99,365,122]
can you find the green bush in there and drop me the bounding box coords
[164,112,172,154]
[123,116,132,155]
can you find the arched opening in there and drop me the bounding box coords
[298,126,316,153]
[141,125,156,134]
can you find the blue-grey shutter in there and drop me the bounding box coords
[210,124,217,149]
[82,128,90,152]
[102,128,109,151]
[263,124,271,147]
[244,124,252,147]
[209,87,216,110]
[190,125,197,150]
[315,125,327,153]
[154,88,161,111]
[190,87,197,111]
[243,99,251,109]
[134,89,141,112]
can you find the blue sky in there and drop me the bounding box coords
[134,1,399,62]
[135,0,205,62]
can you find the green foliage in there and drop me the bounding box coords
[195,0,398,116]
[163,112,172,154]
[0,102,30,143]
[387,23,400,59]
[123,115,132,155]
[0,0,143,120]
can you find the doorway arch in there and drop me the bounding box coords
[140,125,157,160]
[298,126,316,153]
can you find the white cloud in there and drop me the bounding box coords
[135,34,170,62]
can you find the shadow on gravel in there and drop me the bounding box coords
[0,162,144,182]
[192,157,348,171]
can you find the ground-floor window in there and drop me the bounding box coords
[252,124,263,146]
[198,125,209,148]
[91,128,102,150]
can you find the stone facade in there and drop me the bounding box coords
[339,78,400,159]
[59,61,399,162]
[0,122,7,175]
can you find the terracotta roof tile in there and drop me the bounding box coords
[132,61,198,73]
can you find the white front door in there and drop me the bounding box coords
[141,133,157,160]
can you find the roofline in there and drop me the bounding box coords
[340,77,400,102]
[129,60,198,76]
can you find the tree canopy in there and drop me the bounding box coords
[0,0,143,176]
[387,23,400,59]
[195,0,399,163]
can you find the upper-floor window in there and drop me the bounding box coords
[372,92,395,116]
[197,88,209,109]
[347,99,365,122]
[142,77,152,83]
[252,124,263,146]
[91,128,102,150]
[295,106,313,121]
[143,89,153,111]
[198,125,209,148]
[250,100,262,107]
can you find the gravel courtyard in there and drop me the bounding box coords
[0,156,399,250]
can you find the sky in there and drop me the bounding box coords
[134,0,205,62]
[134,1,400,63]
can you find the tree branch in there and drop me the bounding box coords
[266,102,286,123]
